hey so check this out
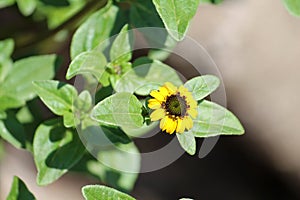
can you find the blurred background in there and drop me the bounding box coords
[1,0,300,199]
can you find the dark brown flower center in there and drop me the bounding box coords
[164,95,187,117]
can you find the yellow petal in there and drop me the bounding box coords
[184,116,194,130]
[150,90,165,102]
[178,85,188,94]
[148,99,161,109]
[165,117,177,134]
[187,98,197,108]
[150,108,165,121]
[188,108,198,118]
[160,116,167,130]
[159,86,170,97]
[176,118,185,133]
[164,82,177,94]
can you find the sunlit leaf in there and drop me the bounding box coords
[82,185,135,200]
[191,100,245,137]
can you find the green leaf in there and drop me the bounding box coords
[0,111,6,119]
[66,51,107,82]
[70,4,120,60]
[91,92,144,128]
[283,0,300,17]
[115,57,182,95]
[33,118,85,185]
[110,24,133,65]
[152,0,200,41]
[0,38,14,59]
[87,160,138,192]
[0,95,24,111]
[74,90,92,114]
[191,100,245,137]
[33,80,77,116]
[0,38,14,82]
[0,0,15,8]
[199,0,223,4]
[176,131,196,155]
[1,54,56,102]
[130,0,176,61]
[6,176,36,200]
[36,0,85,29]
[0,114,26,149]
[184,75,220,101]
[82,185,135,200]
[96,142,140,173]
[130,0,164,28]
[16,0,36,16]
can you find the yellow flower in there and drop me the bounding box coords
[148,82,198,134]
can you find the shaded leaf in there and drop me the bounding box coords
[6,176,36,200]
[191,100,245,137]
[82,185,135,200]
[0,114,26,149]
[184,75,220,101]
[87,160,138,192]
[91,92,143,129]
[0,0,15,8]
[33,118,85,185]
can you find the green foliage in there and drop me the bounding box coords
[115,57,183,95]
[184,75,220,101]
[33,118,85,185]
[70,3,123,60]
[66,51,107,82]
[6,176,36,200]
[16,0,37,16]
[200,0,223,4]
[0,0,249,198]
[82,185,136,200]
[283,0,300,16]
[0,55,56,110]
[190,100,245,138]
[176,131,196,155]
[152,0,200,41]
[91,92,144,128]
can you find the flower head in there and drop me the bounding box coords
[148,82,198,134]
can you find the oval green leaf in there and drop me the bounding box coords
[176,131,196,155]
[2,54,56,102]
[152,0,200,41]
[70,4,119,60]
[66,51,107,81]
[82,185,136,200]
[33,80,77,116]
[184,75,220,101]
[91,92,143,128]
[191,100,245,137]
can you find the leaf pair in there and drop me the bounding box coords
[176,75,244,155]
